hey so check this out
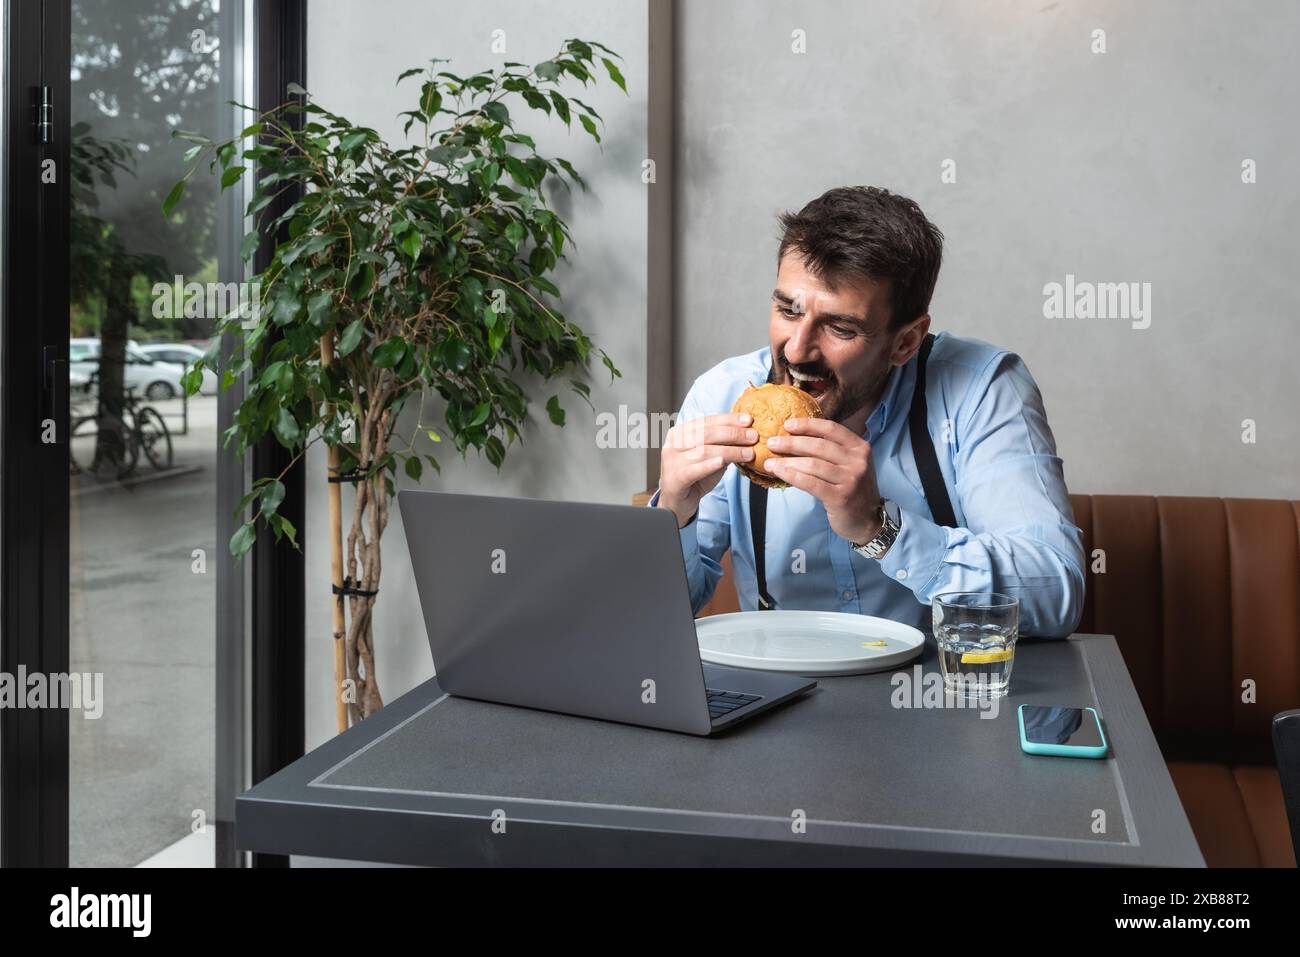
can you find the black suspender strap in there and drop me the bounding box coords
[909,332,958,528]
[749,481,776,610]
[747,330,956,610]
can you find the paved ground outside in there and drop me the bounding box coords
[69,393,219,867]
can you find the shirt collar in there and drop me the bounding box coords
[864,359,908,441]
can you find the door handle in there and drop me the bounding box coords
[42,345,64,444]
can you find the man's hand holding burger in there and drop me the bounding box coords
[762,418,886,546]
[656,412,759,528]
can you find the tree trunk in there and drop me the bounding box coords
[92,263,133,477]
[343,406,393,721]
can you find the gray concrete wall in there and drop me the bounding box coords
[301,0,1298,749]
[305,0,648,748]
[676,0,1299,499]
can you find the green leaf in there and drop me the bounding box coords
[545,395,565,426]
[534,60,562,81]
[337,318,364,356]
[587,40,622,59]
[162,179,186,216]
[444,337,472,372]
[182,144,204,164]
[262,479,286,517]
[400,229,422,260]
[468,402,490,427]
[349,261,375,298]
[426,429,442,443]
[230,522,256,558]
[274,406,302,447]
[555,157,587,189]
[277,514,300,549]
[488,321,507,356]
[240,231,261,262]
[529,274,561,297]
[338,130,368,153]
[307,290,333,326]
[372,336,408,368]
[521,90,551,114]
[482,101,509,126]
[396,67,424,84]
[504,220,526,249]
[549,91,571,125]
[420,83,442,117]
[181,366,204,396]
[503,155,534,188]
[282,233,335,266]
[426,143,469,165]
[220,165,247,190]
[405,455,423,482]
[579,114,600,143]
[601,57,627,92]
[479,161,500,190]
[566,39,594,59]
[272,294,301,326]
[260,360,293,392]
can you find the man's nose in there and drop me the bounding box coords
[783,315,820,365]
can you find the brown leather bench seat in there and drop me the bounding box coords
[672,492,1299,867]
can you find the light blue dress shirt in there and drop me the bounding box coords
[649,331,1085,638]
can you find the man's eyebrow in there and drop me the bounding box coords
[772,288,870,328]
[821,311,869,327]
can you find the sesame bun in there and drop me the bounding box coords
[730,382,823,489]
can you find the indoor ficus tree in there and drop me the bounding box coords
[165,38,625,726]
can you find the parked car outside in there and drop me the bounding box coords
[138,342,219,396]
[69,338,188,400]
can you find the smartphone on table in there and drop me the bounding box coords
[1018,704,1108,758]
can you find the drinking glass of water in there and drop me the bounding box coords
[932,593,1019,699]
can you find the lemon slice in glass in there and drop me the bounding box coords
[960,648,1013,664]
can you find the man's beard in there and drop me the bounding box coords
[767,352,889,427]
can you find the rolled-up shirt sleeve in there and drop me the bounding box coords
[646,380,733,615]
[877,351,1085,638]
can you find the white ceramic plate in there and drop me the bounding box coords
[697,610,926,676]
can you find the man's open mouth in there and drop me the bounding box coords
[788,367,832,401]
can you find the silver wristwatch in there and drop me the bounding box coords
[852,499,901,560]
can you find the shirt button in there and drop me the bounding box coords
[841,590,854,602]
[895,569,908,581]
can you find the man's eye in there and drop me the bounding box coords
[830,325,857,338]
[777,305,801,318]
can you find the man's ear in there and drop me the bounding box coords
[891,314,932,366]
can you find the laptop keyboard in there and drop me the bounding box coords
[706,688,762,723]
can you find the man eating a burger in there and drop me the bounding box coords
[649,186,1085,638]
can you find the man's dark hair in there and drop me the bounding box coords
[777,186,944,330]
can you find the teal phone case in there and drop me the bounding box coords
[1018,705,1109,758]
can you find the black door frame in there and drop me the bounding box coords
[248,0,308,869]
[0,0,72,869]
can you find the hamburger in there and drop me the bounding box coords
[731,382,823,489]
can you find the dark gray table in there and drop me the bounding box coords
[237,633,1205,866]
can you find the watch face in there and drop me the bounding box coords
[883,499,900,526]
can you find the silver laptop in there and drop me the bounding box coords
[397,489,816,735]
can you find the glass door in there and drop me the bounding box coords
[66,0,240,866]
